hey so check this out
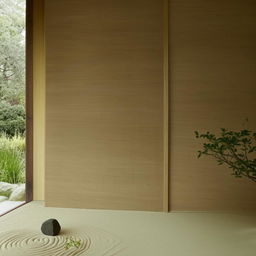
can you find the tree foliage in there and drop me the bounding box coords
[195,128,256,183]
[0,0,25,136]
[0,101,25,136]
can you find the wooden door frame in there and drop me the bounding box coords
[26,0,33,203]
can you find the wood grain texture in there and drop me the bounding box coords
[26,0,34,202]
[45,0,164,211]
[169,0,256,211]
[33,0,45,201]
[163,0,170,212]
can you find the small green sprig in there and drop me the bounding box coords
[65,237,81,250]
[195,127,256,182]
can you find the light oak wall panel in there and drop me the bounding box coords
[169,0,256,211]
[45,0,164,211]
[33,0,45,200]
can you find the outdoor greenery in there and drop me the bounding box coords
[0,0,25,184]
[0,133,25,184]
[195,127,256,183]
[0,101,25,136]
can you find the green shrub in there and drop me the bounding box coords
[0,101,25,136]
[0,133,25,184]
[0,133,26,152]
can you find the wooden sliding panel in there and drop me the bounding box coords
[45,0,164,211]
[169,0,256,211]
[33,0,45,201]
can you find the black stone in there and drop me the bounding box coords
[41,219,61,236]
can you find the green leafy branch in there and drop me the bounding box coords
[64,237,81,250]
[195,128,256,182]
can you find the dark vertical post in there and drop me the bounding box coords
[26,0,33,203]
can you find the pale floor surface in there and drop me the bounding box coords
[0,201,256,255]
[0,201,24,215]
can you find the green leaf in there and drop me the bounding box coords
[195,124,256,183]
